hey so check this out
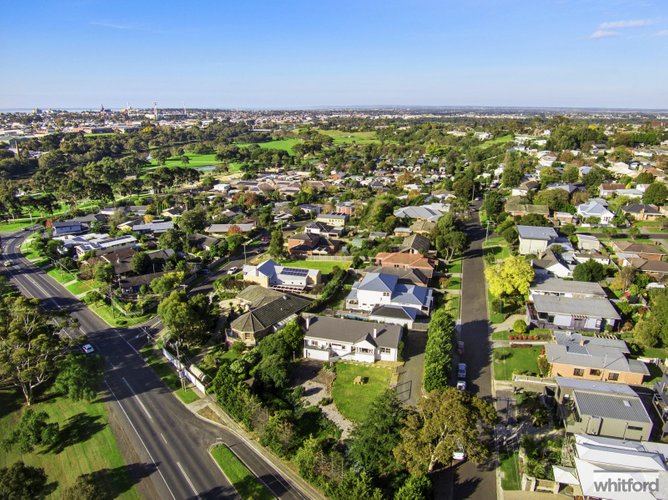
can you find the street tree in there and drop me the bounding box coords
[432,214,468,264]
[54,353,103,401]
[485,256,534,300]
[423,309,457,391]
[0,296,67,405]
[394,388,497,475]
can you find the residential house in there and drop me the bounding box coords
[131,220,174,235]
[363,266,429,286]
[577,200,614,225]
[544,332,647,384]
[614,241,666,262]
[346,272,433,315]
[505,201,549,219]
[242,259,321,292]
[410,219,436,235]
[529,293,621,332]
[205,223,256,235]
[530,278,607,300]
[552,211,577,226]
[187,233,220,252]
[517,225,558,255]
[393,203,449,221]
[399,234,431,255]
[302,315,402,363]
[552,434,668,499]
[368,305,418,329]
[555,377,653,441]
[119,272,164,296]
[576,234,601,252]
[228,286,311,345]
[374,252,435,279]
[304,221,345,238]
[599,183,626,198]
[653,374,668,436]
[63,234,138,257]
[622,204,662,221]
[532,249,576,278]
[287,232,340,256]
[315,213,348,227]
[510,180,539,197]
[51,221,85,237]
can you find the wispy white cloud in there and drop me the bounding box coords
[655,29,668,37]
[599,19,654,29]
[590,30,621,39]
[90,21,135,30]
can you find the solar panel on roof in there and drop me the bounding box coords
[281,268,309,277]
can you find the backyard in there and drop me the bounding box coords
[0,389,139,499]
[210,445,274,500]
[493,346,542,381]
[279,259,352,274]
[331,363,391,422]
[500,451,521,490]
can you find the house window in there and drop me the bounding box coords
[382,292,390,297]
[628,425,643,431]
[357,347,372,354]
[608,372,619,381]
[573,368,584,377]
[589,369,601,377]
[380,347,391,354]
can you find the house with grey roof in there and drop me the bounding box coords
[555,377,653,441]
[545,332,648,385]
[363,266,429,286]
[577,200,614,225]
[517,225,558,255]
[242,259,321,292]
[622,203,662,221]
[529,278,607,300]
[393,202,449,222]
[228,287,311,345]
[303,315,402,363]
[346,272,433,315]
[131,220,174,235]
[527,293,620,332]
[399,233,431,255]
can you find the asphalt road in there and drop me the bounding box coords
[1,231,308,500]
[438,204,497,500]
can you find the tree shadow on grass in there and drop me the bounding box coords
[0,390,22,419]
[44,412,106,454]
[87,463,158,499]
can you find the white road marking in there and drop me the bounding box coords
[160,433,168,445]
[122,377,153,421]
[176,461,199,497]
[104,380,176,500]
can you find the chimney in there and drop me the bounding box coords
[305,316,311,330]
[372,328,377,338]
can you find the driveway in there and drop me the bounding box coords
[396,329,427,405]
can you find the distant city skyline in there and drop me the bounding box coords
[1,0,667,109]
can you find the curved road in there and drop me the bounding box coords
[1,231,309,500]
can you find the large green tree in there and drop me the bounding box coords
[2,409,58,453]
[394,388,497,475]
[269,229,285,259]
[348,389,406,479]
[485,255,534,300]
[0,296,67,405]
[54,353,103,401]
[0,461,48,499]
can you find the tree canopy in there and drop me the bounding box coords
[485,256,534,299]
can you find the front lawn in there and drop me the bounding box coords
[447,258,462,274]
[47,267,78,285]
[446,277,461,290]
[444,294,461,319]
[139,344,200,404]
[67,280,102,296]
[332,363,391,423]
[279,259,351,274]
[500,451,521,490]
[487,291,506,324]
[210,445,274,500]
[87,302,152,328]
[493,347,542,381]
[0,389,139,499]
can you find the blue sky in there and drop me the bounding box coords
[1,0,667,109]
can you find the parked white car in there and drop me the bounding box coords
[81,344,95,354]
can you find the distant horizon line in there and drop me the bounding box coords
[2,104,668,113]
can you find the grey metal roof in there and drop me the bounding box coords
[357,272,398,293]
[573,391,652,424]
[555,376,638,396]
[304,315,402,349]
[532,295,620,320]
[231,292,310,334]
[517,225,558,241]
[531,278,606,297]
[363,266,429,286]
[370,305,418,320]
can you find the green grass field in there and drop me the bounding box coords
[0,389,139,499]
[210,445,274,500]
[279,259,351,274]
[316,129,380,144]
[47,267,78,285]
[139,344,200,404]
[332,363,391,423]
[66,280,101,296]
[148,152,220,169]
[445,294,461,319]
[88,302,152,329]
[236,138,303,155]
[493,347,541,381]
[487,291,506,324]
[500,451,521,490]
[480,134,514,149]
[447,258,463,274]
[0,220,34,233]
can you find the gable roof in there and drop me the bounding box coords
[517,225,558,241]
[357,272,398,292]
[533,295,621,320]
[231,292,310,334]
[400,234,431,254]
[363,266,429,286]
[614,241,665,255]
[304,315,402,349]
